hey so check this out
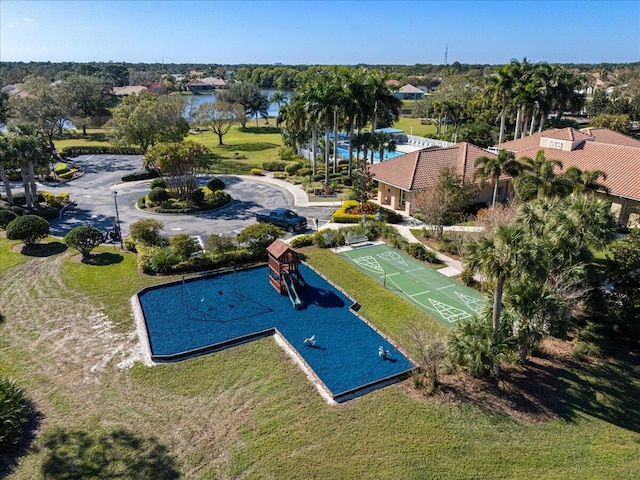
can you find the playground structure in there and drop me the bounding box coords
[267,239,306,309]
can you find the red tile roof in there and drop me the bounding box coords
[369,143,497,190]
[498,127,640,201]
[579,127,640,147]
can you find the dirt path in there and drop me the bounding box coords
[0,253,143,404]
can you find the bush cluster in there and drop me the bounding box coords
[331,201,403,224]
[404,243,439,263]
[261,160,287,171]
[284,162,303,176]
[250,168,263,176]
[42,191,70,208]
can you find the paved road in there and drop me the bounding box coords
[39,154,335,241]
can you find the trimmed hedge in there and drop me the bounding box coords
[250,168,263,176]
[121,169,159,182]
[61,146,143,157]
[57,168,79,180]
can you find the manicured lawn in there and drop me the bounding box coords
[1,241,640,478]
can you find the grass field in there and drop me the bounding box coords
[1,241,640,479]
[53,117,440,175]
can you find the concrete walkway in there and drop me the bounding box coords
[239,174,343,208]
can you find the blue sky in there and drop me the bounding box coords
[1,0,638,65]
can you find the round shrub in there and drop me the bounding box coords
[64,225,105,260]
[284,162,303,176]
[237,223,283,253]
[0,209,18,229]
[191,188,205,206]
[147,187,169,204]
[206,177,225,192]
[0,377,29,449]
[169,234,200,260]
[129,219,165,247]
[297,167,312,177]
[150,177,167,189]
[6,214,50,246]
[250,168,263,176]
[205,234,236,254]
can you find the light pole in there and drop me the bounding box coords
[112,191,123,249]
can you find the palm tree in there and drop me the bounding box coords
[503,279,561,363]
[464,224,544,377]
[276,96,308,152]
[514,150,566,200]
[269,91,288,110]
[562,166,609,195]
[517,195,617,333]
[486,61,518,144]
[473,149,520,207]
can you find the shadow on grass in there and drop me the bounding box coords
[38,427,180,479]
[226,142,279,152]
[0,400,42,479]
[442,350,640,431]
[240,126,281,135]
[82,252,124,266]
[21,241,68,257]
[556,352,640,432]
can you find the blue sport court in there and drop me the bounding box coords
[338,243,485,326]
[136,264,414,402]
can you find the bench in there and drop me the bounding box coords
[345,234,369,247]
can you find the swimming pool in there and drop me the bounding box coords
[336,147,405,163]
[136,264,414,402]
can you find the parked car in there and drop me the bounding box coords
[255,208,307,232]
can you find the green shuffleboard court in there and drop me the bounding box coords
[338,243,485,327]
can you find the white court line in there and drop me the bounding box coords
[406,267,424,273]
[409,290,431,297]
[437,284,456,290]
[383,272,401,277]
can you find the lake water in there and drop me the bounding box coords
[185,89,293,118]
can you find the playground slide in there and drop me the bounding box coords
[282,272,302,309]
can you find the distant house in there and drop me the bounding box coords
[369,143,502,215]
[202,77,227,89]
[112,85,148,96]
[386,79,401,88]
[394,84,424,100]
[186,79,212,94]
[498,127,640,226]
[1,83,29,98]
